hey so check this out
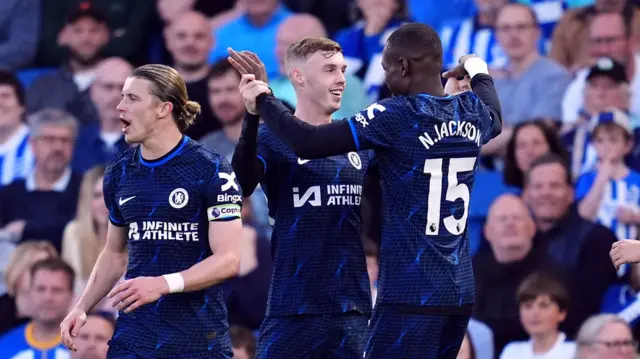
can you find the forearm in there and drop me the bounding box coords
[256,94,357,158]
[578,178,608,220]
[470,74,503,138]
[74,249,127,312]
[178,251,240,292]
[231,112,264,197]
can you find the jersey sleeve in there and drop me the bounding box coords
[347,97,406,150]
[575,172,596,201]
[256,125,272,174]
[205,156,243,222]
[103,162,126,227]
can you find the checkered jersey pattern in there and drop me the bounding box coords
[347,93,495,308]
[103,137,240,358]
[257,124,373,317]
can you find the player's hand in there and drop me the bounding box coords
[227,48,268,83]
[107,276,169,314]
[611,240,640,270]
[444,75,471,95]
[60,308,87,351]
[239,74,270,115]
[442,54,485,79]
[617,206,638,224]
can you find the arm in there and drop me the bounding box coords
[255,94,358,159]
[231,112,265,197]
[470,73,503,141]
[0,0,40,69]
[577,172,609,221]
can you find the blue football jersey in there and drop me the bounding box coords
[257,124,373,316]
[347,93,495,307]
[102,136,242,357]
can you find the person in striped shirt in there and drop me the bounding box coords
[0,70,33,186]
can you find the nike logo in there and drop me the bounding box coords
[119,196,136,206]
[297,158,310,165]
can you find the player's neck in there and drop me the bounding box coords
[294,102,332,126]
[34,166,67,190]
[410,76,447,97]
[0,121,21,145]
[508,52,539,77]
[531,331,560,354]
[140,128,184,161]
[31,321,61,343]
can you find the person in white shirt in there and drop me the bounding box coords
[501,272,576,359]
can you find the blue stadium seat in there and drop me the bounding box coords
[17,67,57,88]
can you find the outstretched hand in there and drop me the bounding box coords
[227,48,268,83]
[239,74,270,115]
[442,54,481,79]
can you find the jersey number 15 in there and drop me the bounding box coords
[424,157,477,236]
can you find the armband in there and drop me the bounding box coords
[163,273,184,293]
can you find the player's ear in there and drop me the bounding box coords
[157,101,173,119]
[400,57,409,77]
[291,68,304,87]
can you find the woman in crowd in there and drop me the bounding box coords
[61,166,107,294]
[503,120,569,189]
[574,314,637,359]
[0,241,57,335]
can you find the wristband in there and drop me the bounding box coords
[163,273,184,293]
[463,57,489,79]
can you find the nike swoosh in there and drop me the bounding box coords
[119,196,136,206]
[298,158,310,165]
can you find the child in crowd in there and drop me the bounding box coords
[500,272,575,359]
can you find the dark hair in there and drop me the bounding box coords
[208,58,238,81]
[503,120,569,188]
[386,22,443,68]
[30,258,75,291]
[131,64,201,133]
[524,152,573,187]
[517,272,571,312]
[0,70,25,106]
[230,326,256,358]
[88,311,116,329]
[351,0,408,23]
[286,37,343,63]
[67,6,108,25]
[592,122,633,142]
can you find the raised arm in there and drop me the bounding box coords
[232,112,266,197]
[470,74,503,140]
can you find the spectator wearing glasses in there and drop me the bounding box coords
[575,314,637,359]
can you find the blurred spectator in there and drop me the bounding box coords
[0,258,74,358]
[563,59,632,176]
[209,1,243,31]
[37,0,156,67]
[70,311,115,359]
[440,0,509,70]
[272,14,369,119]
[209,0,292,79]
[473,194,561,354]
[0,109,82,251]
[493,3,570,127]
[71,58,131,172]
[0,241,57,335]
[522,153,619,337]
[281,0,353,38]
[335,0,407,102]
[550,0,640,71]
[574,314,637,359]
[363,239,379,305]
[562,12,640,125]
[576,109,640,244]
[164,11,221,140]
[224,197,272,330]
[503,121,569,189]
[409,0,476,32]
[0,70,33,186]
[468,319,496,359]
[230,326,256,359]
[517,0,567,53]
[62,166,106,294]
[0,0,40,70]
[500,272,576,359]
[27,7,109,119]
[457,333,477,359]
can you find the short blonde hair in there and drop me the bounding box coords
[5,241,58,296]
[285,36,342,73]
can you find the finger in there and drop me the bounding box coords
[111,288,135,307]
[241,51,265,76]
[228,48,254,74]
[228,57,248,75]
[70,315,85,337]
[117,293,140,312]
[108,280,132,298]
[124,298,146,314]
[239,74,256,88]
[62,322,77,351]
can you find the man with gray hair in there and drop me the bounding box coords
[0,108,82,252]
[575,314,636,359]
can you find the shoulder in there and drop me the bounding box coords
[500,341,529,358]
[0,179,26,194]
[106,146,136,171]
[558,341,577,352]
[537,57,571,78]
[626,170,640,182]
[184,140,229,166]
[0,323,26,345]
[334,22,364,43]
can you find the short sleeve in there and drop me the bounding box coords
[347,98,405,150]
[204,156,243,222]
[575,172,596,201]
[103,163,126,227]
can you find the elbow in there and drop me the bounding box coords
[224,252,241,278]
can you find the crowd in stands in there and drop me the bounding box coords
[3,0,640,358]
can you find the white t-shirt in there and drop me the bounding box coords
[562,54,640,124]
[500,333,576,359]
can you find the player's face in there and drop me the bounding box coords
[67,17,109,65]
[0,84,24,130]
[71,316,114,359]
[31,124,75,173]
[519,295,565,338]
[523,163,574,222]
[301,51,347,114]
[30,270,73,326]
[207,70,244,125]
[585,322,636,359]
[495,6,540,60]
[593,127,632,163]
[117,77,160,143]
[91,176,109,226]
[381,45,409,96]
[514,124,550,173]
